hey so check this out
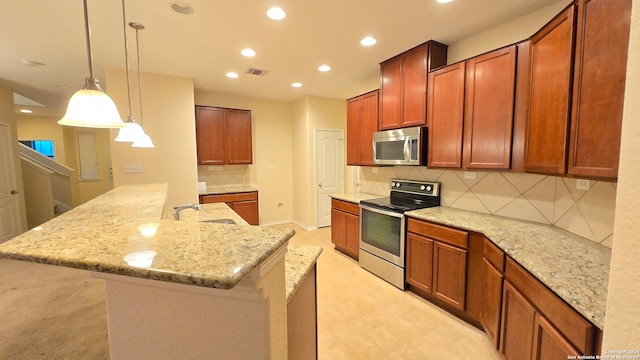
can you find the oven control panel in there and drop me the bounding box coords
[390,179,440,197]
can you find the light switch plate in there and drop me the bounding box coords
[197,182,207,191]
[123,163,143,173]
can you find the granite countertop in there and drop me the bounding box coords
[330,192,383,204]
[199,186,258,196]
[406,207,611,330]
[0,184,295,290]
[285,245,322,301]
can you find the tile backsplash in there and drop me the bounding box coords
[198,165,250,188]
[357,167,616,248]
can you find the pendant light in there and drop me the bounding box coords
[129,22,155,148]
[58,0,125,129]
[114,0,146,143]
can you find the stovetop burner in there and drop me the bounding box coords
[360,179,441,213]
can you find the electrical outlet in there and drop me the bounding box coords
[123,163,142,173]
[372,168,378,173]
[463,171,476,180]
[215,166,224,171]
[576,179,590,191]
[197,182,207,191]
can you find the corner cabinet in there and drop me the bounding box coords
[195,106,253,165]
[199,191,259,225]
[406,218,468,311]
[379,41,448,130]
[567,0,632,179]
[330,199,360,260]
[347,90,379,166]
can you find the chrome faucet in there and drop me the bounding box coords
[173,203,202,220]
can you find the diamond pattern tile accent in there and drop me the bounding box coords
[356,167,617,248]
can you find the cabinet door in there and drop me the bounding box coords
[231,200,259,225]
[532,314,580,360]
[225,109,253,164]
[345,212,360,260]
[360,91,379,166]
[433,241,467,311]
[379,55,404,130]
[346,97,363,165]
[402,44,428,128]
[427,62,465,168]
[524,5,575,174]
[405,232,434,294]
[481,259,504,349]
[567,0,632,179]
[464,46,516,170]
[195,106,226,165]
[500,281,535,360]
[330,209,347,250]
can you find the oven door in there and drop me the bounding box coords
[359,204,405,268]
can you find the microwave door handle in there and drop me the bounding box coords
[403,137,411,161]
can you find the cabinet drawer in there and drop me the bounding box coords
[505,257,595,354]
[331,198,360,216]
[200,192,258,204]
[407,218,468,249]
[483,238,505,272]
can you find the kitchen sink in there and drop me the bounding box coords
[200,218,236,225]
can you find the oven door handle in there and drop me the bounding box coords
[359,204,404,219]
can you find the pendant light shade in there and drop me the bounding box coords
[58,0,125,129]
[131,134,155,148]
[114,116,145,142]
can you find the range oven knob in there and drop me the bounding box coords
[426,185,432,192]
[420,185,426,191]
[391,181,396,188]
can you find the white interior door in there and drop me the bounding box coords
[316,129,344,228]
[0,123,21,243]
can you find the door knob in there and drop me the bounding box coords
[10,190,18,195]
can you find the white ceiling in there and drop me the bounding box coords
[0,0,561,118]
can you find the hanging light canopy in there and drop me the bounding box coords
[58,0,125,129]
[114,0,148,143]
[129,21,155,148]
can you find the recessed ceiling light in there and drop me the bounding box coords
[266,7,286,20]
[20,109,33,114]
[226,72,239,78]
[436,0,453,3]
[170,1,194,14]
[318,65,331,72]
[291,83,302,88]
[360,36,377,46]
[241,48,256,57]
[21,59,45,67]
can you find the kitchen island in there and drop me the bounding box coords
[0,183,321,359]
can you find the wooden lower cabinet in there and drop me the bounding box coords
[500,281,536,360]
[330,199,359,260]
[199,192,259,225]
[481,258,504,349]
[532,314,580,360]
[406,218,468,312]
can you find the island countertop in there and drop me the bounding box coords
[0,183,295,290]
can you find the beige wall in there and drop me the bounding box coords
[447,0,572,63]
[106,68,198,214]
[602,0,640,350]
[292,97,313,228]
[0,84,28,233]
[15,115,67,165]
[194,91,295,226]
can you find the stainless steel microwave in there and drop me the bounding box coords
[372,126,426,166]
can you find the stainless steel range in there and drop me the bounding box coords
[359,179,441,289]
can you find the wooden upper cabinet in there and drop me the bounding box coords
[523,5,575,175]
[463,45,517,170]
[379,41,448,130]
[195,106,226,165]
[427,62,465,168]
[347,90,379,166]
[567,0,632,179]
[225,109,253,164]
[195,106,252,165]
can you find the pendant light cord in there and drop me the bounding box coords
[133,25,144,126]
[82,0,94,78]
[121,0,133,119]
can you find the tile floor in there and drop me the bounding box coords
[278,223,501,360]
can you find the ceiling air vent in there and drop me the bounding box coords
[245,68,270,76]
